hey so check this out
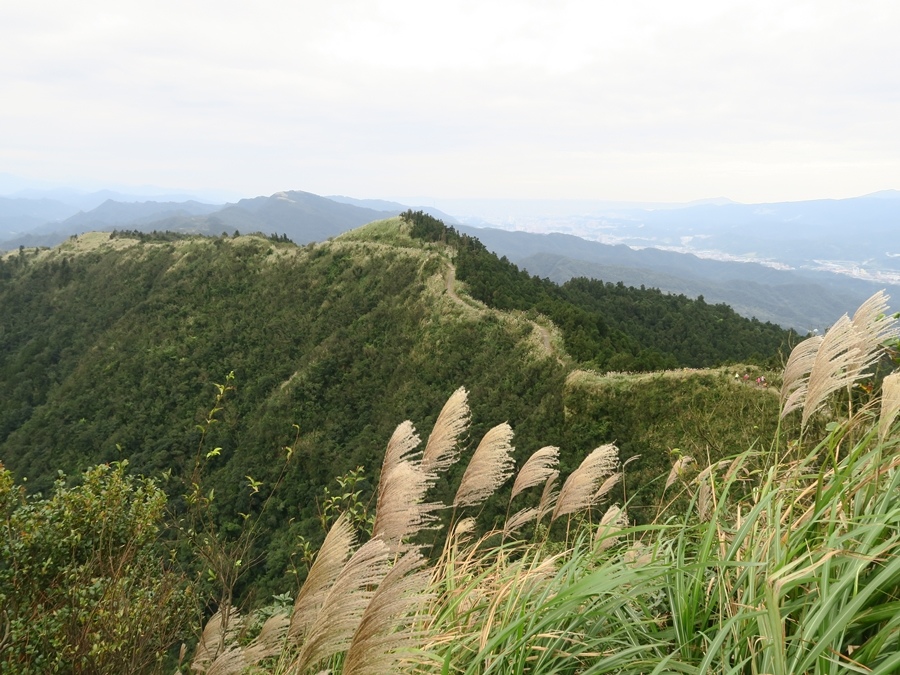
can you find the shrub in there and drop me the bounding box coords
[0,461,194,674]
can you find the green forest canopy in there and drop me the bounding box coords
[0,218,795,594]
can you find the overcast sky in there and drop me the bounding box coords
[2,0,899,203]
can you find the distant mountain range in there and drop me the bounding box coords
[2,187,897,331]
[0,190,459,249]
[445,191,900,284]
[457,226,898,332]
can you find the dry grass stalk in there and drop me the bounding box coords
[453,423,516,508]
[289,513,355,642]
[551,444,619,521]
[510,446,559,500]
[503,507,539,536]
[780,335,824,417]
[421,387,470,474]
[665,456,695,490]
[291,537,392,674]
[698,481,711,521]
[371,460,439,553]
[879,372,900,443]
[343,550,433,675]
[192,607,243,673]
[536,471,559,522]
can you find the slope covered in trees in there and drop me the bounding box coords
[0,218,793,595]
[404,210,797,369]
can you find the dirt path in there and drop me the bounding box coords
[444,263,558,361]
[444,264,461,303]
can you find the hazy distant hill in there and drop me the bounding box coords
[196,190,393,242]
[619,195,900,267]
[327,195,461,224]
[0,190,396,249]
[63,199,221,229]
[0,197,80,238]
[535,191,900,278]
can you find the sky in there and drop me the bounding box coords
[2,0,899,203]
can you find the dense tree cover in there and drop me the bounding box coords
[402,209,798,370]
[562,367,784,522]
[0,223,788,597]
[0,233,567,595]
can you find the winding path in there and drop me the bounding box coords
[444,263,557,361]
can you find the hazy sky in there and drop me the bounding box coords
[2,0,899,203]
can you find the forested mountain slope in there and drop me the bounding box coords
[0,217,792,592]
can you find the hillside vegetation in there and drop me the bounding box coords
[0,215,796,599]
[1,289,898,673]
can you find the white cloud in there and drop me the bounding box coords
[1,0,899,201]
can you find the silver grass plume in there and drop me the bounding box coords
[453,516,477,539]
[802,315,867,426]
[343,550,433,675]
[536,471,559,522]
[372,420,441,553]
[850,291,897,366]
[694,459,733,485]
[205,614,289,675]
[780,291,898,424]
[503,507,539,536]
[510,446,559,500]
[594,504,627,550]
[453,423,516,508]
[551,444,619,521]
[289,513,355,642]
[594,471,621,501]
[291,537,392,674]
[780,336,824,418]
[192,607,243,673]
[204,646,249,675]
[421,387,470,474]
[371,460,440,553]
[698,481,712,522]
[880,372,900,443]
[379,421,422,488]
[243,614,290,663]
[623,541,652,567]
[665,456,695,490]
